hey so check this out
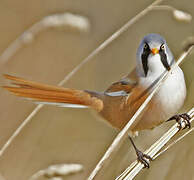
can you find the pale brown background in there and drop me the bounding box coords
[0,0,193,179]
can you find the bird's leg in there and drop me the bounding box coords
[128,136,152,168]
[167,113,191,130]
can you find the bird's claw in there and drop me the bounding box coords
[167,113,191,130]
[136,149,152,168]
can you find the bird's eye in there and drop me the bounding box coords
[144,43,149,50]
[160,44,165,50]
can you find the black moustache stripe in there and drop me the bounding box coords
[141,49,150,76]
[159,50,171,71]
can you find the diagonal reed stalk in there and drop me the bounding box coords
[116,108,194,180]
[0,0,165,158]
[154,126,194,159]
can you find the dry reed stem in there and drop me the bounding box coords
[0,0,165,159]
[29,163,83,180]
[116,108,194,180]
[152,5,192,22]
[0,13,90,64]
[154,126,194,159]
[86,38,194,180]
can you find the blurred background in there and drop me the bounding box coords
[0,0,193,179]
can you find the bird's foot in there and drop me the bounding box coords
[167,113,191,130]
[136,149,153,168]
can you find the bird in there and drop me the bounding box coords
[3,33,191,168]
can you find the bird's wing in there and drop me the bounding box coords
[105,68,138,95]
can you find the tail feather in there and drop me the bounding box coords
[3,74,69,92]
[3,74,103,111]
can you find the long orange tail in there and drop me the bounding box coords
[3,74,103,111]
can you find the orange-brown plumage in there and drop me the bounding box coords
[3,74,103,112]
[3,73,150,132]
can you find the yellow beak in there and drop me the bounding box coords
[151,48,159,55]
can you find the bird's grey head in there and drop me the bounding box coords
[136,33,174,77]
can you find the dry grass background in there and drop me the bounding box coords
[0,0,193,179]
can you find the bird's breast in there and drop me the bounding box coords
[133,65,186,131]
